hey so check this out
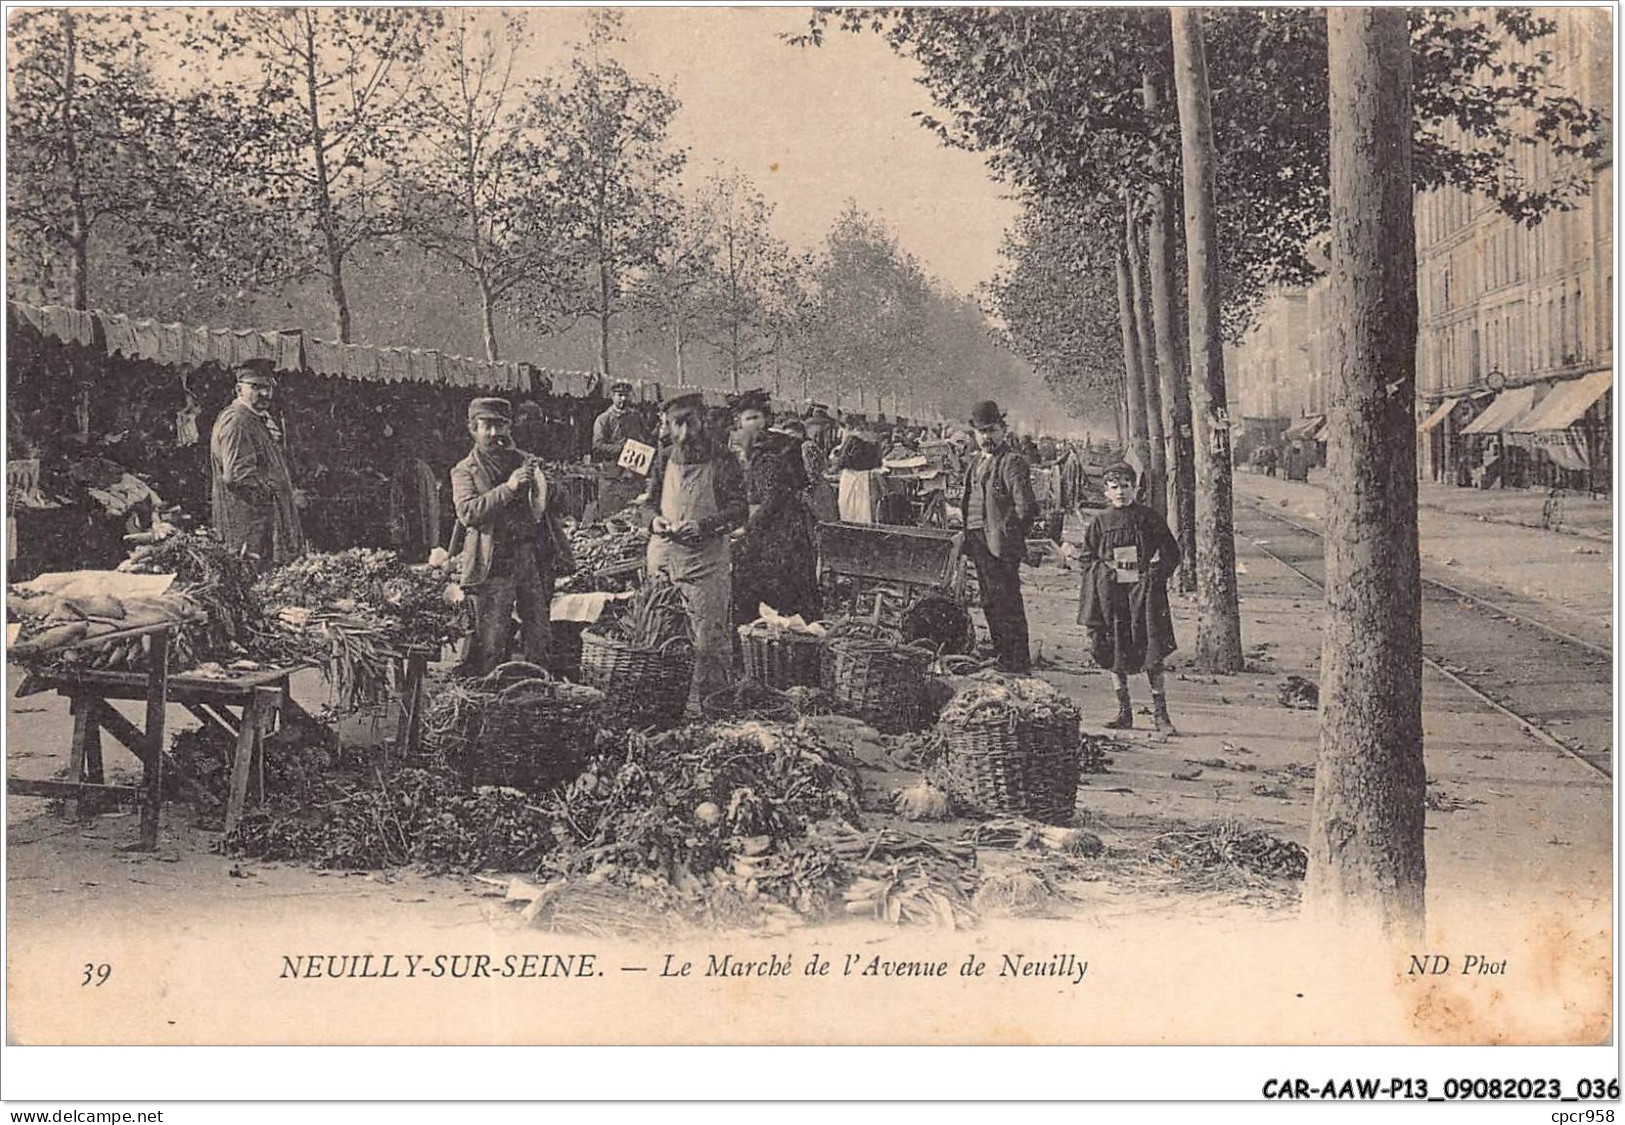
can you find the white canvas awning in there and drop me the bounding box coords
[1416,397,1459,434]
[1511,371,1612,432]
[1460,386,1536,435]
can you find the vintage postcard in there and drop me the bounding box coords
[3,3,1614,1100]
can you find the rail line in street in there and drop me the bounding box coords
[1235,501,1613,779]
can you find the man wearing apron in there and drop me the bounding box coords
[640,393,748,705]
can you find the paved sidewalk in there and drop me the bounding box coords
[1242,465,1612,542]
[1235,471,1613,645]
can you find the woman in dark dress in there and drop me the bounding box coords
[1077,462,1181,734]
[731,390,821,623]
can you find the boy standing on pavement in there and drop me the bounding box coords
[1078,461,1181,734]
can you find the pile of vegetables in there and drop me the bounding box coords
[541,721,862,882]
[938,673,1082,727]
[253,548,468,711]
[255,548,464,652]
[115,529,265,669]
[599,575,692,650]
[8,588,207,670]
[227,768,557,873]
[557,519,650,594]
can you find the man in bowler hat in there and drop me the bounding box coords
[959,399,1036,673]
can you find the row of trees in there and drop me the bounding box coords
[804,7,1602,934]
[7,8,1051,425]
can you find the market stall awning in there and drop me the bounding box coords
[7,298,624,396]
[1460,386,1536,435]
[1283,414,1325,441]
[1511,371,1612,432]
[1416,397,1459,434]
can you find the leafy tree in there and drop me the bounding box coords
[520,12,686,376]
[806,204,930,414]
[689,170,794,392]
[639,190,717,386]
[182,8,440,342]
[394,11,562,361]
[7,9,191,309]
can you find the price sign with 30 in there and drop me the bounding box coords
[618,439,656,476]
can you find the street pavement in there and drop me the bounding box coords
[1234,470,1613,648]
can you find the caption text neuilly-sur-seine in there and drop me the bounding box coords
[278,951,1090,985]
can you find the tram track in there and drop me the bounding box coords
[1235,500,1613,779]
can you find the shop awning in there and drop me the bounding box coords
[1283,415,1325,441]
[1416,397,1459,434]
[1460,386,1536,435]
[1511,371,1612,432]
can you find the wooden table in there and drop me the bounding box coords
[12,651,306,841]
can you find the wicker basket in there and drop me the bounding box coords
[821,638,934,734]
[940,710,1081,825]
[425,664,605,792]
[737,623,826,690]
[579,631,694,728]
[700,681,798,723]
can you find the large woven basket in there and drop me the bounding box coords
[425,664,605,792]
[821,638,934,734]
[579,631,694,728]
[940,710,1081,825]
[737,623,826,690]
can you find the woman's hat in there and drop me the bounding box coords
[661,391,705,415]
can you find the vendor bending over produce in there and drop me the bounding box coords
[451,397,572,675]
[1077,461,1181,734]
[641,392,748,706]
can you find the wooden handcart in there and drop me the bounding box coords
[815,521,969,637]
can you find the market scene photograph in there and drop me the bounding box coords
[2,6,1614,1049]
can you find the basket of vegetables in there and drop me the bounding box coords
[579,577,695,728]
[820,636,935,734]
[737,619,826,690]
[422,662,605,791]
[936,676,1082,825]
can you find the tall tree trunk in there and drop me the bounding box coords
[674,316,686,384]
[597,254,612,375]
[1114,241,1152,476]
[304,14,352,343]
[1126,201,1168,514]
[1308,6,1425,939]
[1143,74,1198,592]
[478,273,500,362]
[1171,6,1243,672]
[60,11,89,310]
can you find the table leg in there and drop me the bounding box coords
[139,631,169,851]
[225,697,261,836]
[406,651,428,757]
[68,695,105,817]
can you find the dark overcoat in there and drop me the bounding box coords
[1077,502,1181,674]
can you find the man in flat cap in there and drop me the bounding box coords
[210,360,305,569]
[450,397,572,675]
[960,399,1036,673]
[640,392,748,706]
[591,379,653,517]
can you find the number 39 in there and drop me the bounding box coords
[81,963,111,987]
